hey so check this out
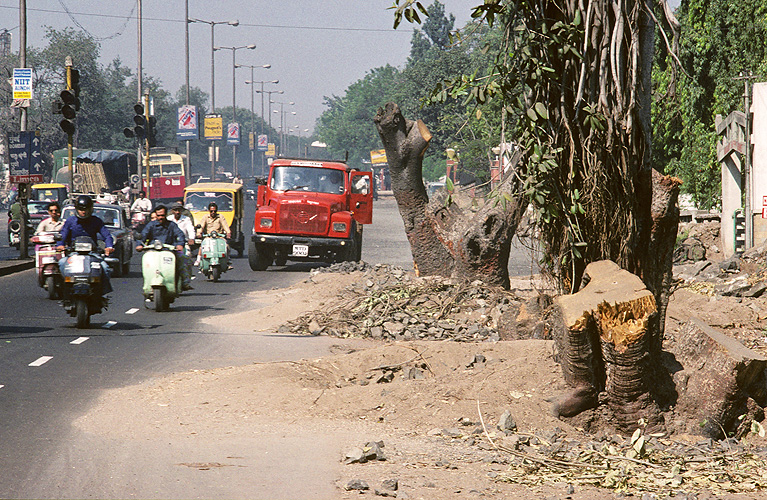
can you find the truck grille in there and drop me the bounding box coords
[279,203,329,234]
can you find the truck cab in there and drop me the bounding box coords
[249,158,373,270]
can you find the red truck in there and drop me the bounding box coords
[248,158,374,270]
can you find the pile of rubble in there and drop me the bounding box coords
[283,263,548,342]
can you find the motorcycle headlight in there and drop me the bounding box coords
[154,241,163,251]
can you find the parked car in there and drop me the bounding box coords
[61,203,133,277]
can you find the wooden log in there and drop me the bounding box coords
[671,317,767,439]
[553,260,662,430]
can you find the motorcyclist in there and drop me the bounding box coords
[130,190,152,214]
[196,201,232,269]
[136,204,192,291]
[170,202,196,282]
[56,195,114,293]
[35,201,64,234]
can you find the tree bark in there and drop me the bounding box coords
[374,102,525,288]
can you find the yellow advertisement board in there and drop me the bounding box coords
[266,143,276,157]
[204,114,223,141]
[370,149,387,165]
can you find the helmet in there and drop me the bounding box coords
[74,195,94,219]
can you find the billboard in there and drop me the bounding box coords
[257,134,268,152]
[203,114,223,141]
[266,143,276,157]
[227,123,240,146]
[176,105,198,140]
[370,149,387,165]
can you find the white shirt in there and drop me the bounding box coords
[170,214,195,242]
[131,197,152,212]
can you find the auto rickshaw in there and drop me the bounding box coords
[183,182,245,256]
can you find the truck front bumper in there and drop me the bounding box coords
[252,233,353,259]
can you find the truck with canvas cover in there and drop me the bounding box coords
[249,158,373,270]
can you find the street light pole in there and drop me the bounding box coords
[214,44,256,177]
[188,18,238,179]
[272,102,294,156]
[184,0,191,184]
[238,65,271,177]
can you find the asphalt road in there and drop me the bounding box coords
[0,194,537,498]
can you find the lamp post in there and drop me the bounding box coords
[214,44,256,177]
[246,80,278,176]
[271,102,295,156]
[237,65,272,176]
[188,17,238,179]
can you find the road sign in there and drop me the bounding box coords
[266,143,276,157]
[12,68,32,100]
[257,134,268,152]
[9,130,44,184]
[370,149,387,165]
[227,123,240,146]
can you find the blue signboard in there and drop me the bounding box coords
[177,104,198,140]
[8,130,43,183]
[227,123,240,146]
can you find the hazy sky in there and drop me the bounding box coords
[0,0,480,135]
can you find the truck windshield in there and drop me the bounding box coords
[271,166,345,194]
[185,192,233,211]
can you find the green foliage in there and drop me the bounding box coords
[652,0,767,210]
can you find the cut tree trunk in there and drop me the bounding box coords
[552,260,665,432]
[373,102,525,289]
[670,318,767,439]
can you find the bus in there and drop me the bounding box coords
[145,149,186,205]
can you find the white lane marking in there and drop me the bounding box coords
[103,321,117,329]
[0,385,4,390]
[71,337,89,345]
[29,356,53,367]
[125,308,139,315]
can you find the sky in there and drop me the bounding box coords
[0,0,480,136]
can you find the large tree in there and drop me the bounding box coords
[385,0,683,431]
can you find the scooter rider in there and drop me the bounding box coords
[196,201,232,269]
[56,195,115,293]
[136,204,193,291]
[131,190,152,214]
[170,202,196,282]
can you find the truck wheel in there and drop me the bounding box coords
[248,239,272,271]
[75,299,90,328]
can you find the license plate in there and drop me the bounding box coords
[292,244,309,257]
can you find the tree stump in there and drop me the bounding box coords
[373,102,525,289]
[552,260,663,431]
[670,318,767,439]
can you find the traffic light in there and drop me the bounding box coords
[147,115,157,148]
[59,67,80,135]
[124,102,146,139]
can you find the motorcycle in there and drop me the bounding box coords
[139,240,182,312]
[31,232,63,299]
[59,236,118,328]
[198,231,230,282]
[130,210,149,237]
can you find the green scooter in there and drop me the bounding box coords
[199,231,230,282]
[139,240,182,311]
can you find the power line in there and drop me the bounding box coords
[0,4,410,34]
[56,0,136,41]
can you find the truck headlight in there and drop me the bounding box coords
[260,218,273,228]
[332,222,347,233]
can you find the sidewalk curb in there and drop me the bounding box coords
[0,259,35,277]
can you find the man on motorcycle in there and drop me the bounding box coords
[136,204,192,291]
[35,202,64,234]
[131,190,152,214]
[56,195,115,293]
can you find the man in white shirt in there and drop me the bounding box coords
[130,191,152,213]
[170,202,196,281]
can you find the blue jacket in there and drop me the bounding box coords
[59,215,114,248]
[140,219,185,247]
